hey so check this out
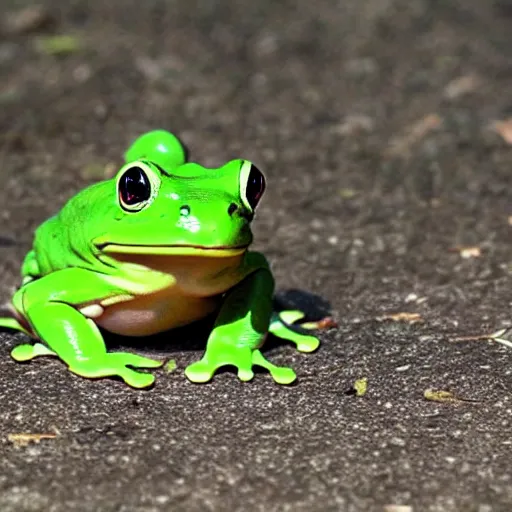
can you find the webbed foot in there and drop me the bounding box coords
[269,310,322,352]
[69,352,164,388]
[12,344,163,388]
[184,343,296,385]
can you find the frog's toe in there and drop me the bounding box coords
[11,343,57,362]
[271,367,297,385]
[251,350,297,385]
[184,360,216,383]
[120,370,155,389]
[237,368,255,382]
[11,344,36,362]
[295,335,320,353]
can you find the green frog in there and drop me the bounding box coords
[0,130,321,388]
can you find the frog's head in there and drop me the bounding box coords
[93,159,265,258]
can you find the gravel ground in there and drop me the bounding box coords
[0,1,511,510]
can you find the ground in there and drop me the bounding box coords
[0,0,511,510]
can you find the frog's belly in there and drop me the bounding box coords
[92,251,248,336]
[95,289,220,337]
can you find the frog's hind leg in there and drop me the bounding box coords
[268,310,322,353]
[0,301,57,362]
[124,130,188,171]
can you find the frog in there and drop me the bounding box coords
[0,130,322,388]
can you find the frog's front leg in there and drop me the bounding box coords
[12,268,163,388]
[185,268,297,385]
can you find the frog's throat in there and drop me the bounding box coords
[97,243,248,258]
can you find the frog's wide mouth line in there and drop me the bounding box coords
[96,242,248,257]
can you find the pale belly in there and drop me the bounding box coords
[91,252,248,337]
[95,287,221,337]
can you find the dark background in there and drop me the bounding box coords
[0,0,511,510]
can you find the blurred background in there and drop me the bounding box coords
[1,0,511,324]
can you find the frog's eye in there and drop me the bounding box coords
[240,161,266,212]
[117,162,160,212]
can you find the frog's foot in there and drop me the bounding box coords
[68,352,164,389]
[184,343,296,385]
[269,310,321,353]
[11,343,57,362]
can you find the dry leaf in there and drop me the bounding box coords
[300,317,338,330]
[424,389,459,403]
[491,118,512,145]
[451,328,512,349]
[453,328,508,342]
[165,359,177,373]
[443,74,481,100]
[449,246,481,259]
[354,377,368,397]
[424,389,480,404]
[376,312,424,324]
[385,114,442,158]
[8,433,57,447]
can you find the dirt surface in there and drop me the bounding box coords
[1,0,512,510]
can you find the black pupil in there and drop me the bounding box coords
[246,165,265,209]
[119,166,151,206]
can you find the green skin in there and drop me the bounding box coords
[0,130,320,388]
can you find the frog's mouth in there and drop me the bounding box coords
[96,242,248,258]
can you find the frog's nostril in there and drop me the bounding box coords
[180,205,190,217]
[227,203,238,216]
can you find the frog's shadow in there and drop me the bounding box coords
[105,289,332,356]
